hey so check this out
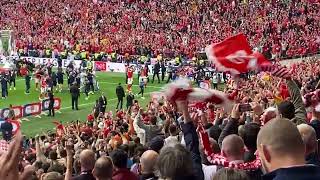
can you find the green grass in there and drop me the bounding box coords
[1,72,165,137]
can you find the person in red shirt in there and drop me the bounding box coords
[279,83,290,100]
[34,67,43,91]
[127,66,134,92]
[39,75,48,100]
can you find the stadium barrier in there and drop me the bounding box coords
[0,56,155,74]
[0,105,24,119]
[0,98,61,119]
[41,98,61,111]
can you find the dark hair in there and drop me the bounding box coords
[49,151,58,160]
[150,116,157,125]
[119,144,129,154]
[110,149,128,169]
[213,168,249,180]
[239,123,260,151]
[208,125,222,141]
[169,124,177,135]
[134,137,141,144]
[59,150,67,158]
[278,100,295,119]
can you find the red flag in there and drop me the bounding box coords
[52,121,64,130]
[206,34,270,74]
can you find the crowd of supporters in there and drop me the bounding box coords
[0,0,319,59]
[1,57,320,180]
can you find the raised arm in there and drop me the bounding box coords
[218,104,240,147]
[177,101,204,180]
[35,135,48,163]
[134,108,148,130]
[64,140,74,180]
[286,79,306,125]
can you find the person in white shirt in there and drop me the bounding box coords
[164,124,179,147]
[212,74,218,89]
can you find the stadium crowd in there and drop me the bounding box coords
[0,0,319,59]
[1,57,320,180]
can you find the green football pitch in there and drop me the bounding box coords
[0,72,165,137]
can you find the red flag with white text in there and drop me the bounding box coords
[205,34,270,74]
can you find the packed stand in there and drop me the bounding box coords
[0,58,320,180]
[0,0,319,60]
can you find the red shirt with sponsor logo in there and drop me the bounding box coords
[127,69,133,78]
[41,77,47,88]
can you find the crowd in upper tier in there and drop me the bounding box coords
[0,0,319,59]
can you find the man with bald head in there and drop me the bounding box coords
[297,124,320,166]
[139,150,159,180]
[257,118,320,180]
[72,149,96,180]
[93,156,113,180]
[221,134,245,163]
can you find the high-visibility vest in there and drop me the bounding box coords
[175,57,180,64]
[141,55,146,62]
[94,53,100,59]
[46,49,51,56]
[87,61,93,69]
[111,52,116,59]
[81,52,86,59]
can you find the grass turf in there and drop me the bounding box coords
[0,72,165,137]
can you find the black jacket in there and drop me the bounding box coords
[309,120,320,139]
[126,94,135,107]
[161,63,166,72]
[262,165,320,180]
[181,121,204,180]
[154,63,160,73]
[306,152,320,166]
[48,92,54,103]
[116,85,125,98]
[70,84,80,97]
[98,95,107,107]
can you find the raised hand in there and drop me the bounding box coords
[0,131,30,180]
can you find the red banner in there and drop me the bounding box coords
[95,61,107,71]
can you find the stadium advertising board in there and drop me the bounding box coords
[0,56,82,69]
[0,98,62,118]
[0,106,24,119]
[22,103,42,117]
[41,98,62,111]
[1,56,156,74]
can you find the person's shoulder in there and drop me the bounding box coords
[266,165,320,180]
[113,169,138,180]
